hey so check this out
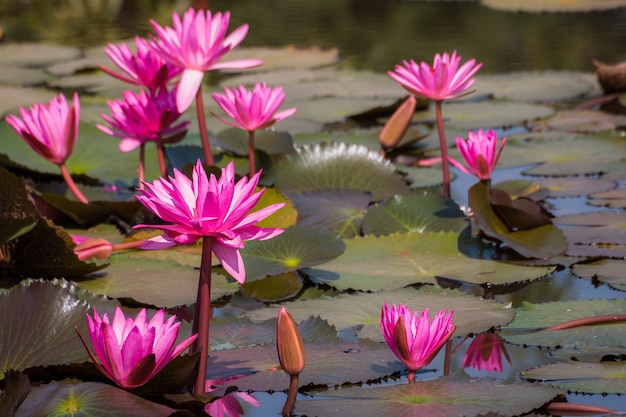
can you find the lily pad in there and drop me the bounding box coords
[300,372,562,417]
[15,380,174,417]
[502,299,626,348]
[214,128,295,156]
[522,362,626,394]
[480,0,626,12]
[292,96,396,123]
[248,286,515,342]
[312,231,555,291]
[362,192,467,235]
[274,142,410,201]
[0,42,80,68]
[571,259,626,287]
[225,45,340,72]
[588,188,626,208]
[0,86,56,117]
[290,189,370,238]
[532,178,617,198]
[541,110,626,133]
[241,272,303,302]
[75,254,239,307]
[240,226,346,282]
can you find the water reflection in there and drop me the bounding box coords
[1,1,626,73]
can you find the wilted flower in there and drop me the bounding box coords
[381,303,456,382]
[134,160,285,283]
[100,36,181,90]
[97,87,189,152]
[76,307,197,389]
[277,307,306,376]
[6,93,80,166]
[462,333,511,372]
[149,7,263,112]
[211,83,297,132]
[388,51,482,101]
[449,129,507,180]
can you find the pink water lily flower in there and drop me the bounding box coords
[204,392,260,417]
[6,92,79,166]
[388,51,482,101]
[100,36,181,90]
[76,307,197,389]
[381,303,456,382]
[149,8,263,112]
[134,160,285,283]
[449,129,507,180]
[97,87,189,152]
[211,83,297,131]
[462,333,512,372]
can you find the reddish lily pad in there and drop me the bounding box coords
[588,188,626,208]
[522,362,626,394]
[300,373,562,417]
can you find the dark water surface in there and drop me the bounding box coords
[1,0,626,74]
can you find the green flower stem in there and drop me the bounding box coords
[59,163,89,204]
[195,85,214,166]
[192,236,212,395]
[434,100,451,198]
[248,130,256,176]
[155,138,167,177]
[282,373,299,417]
[545,314,626,331]
[138,144,145,190]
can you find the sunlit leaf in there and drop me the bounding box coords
[214,128,295,156]
[240,226,345,282]
[274,142,410,201]
[15,380,174,417]
[241,272,303,302]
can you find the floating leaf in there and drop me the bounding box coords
[214,128,295,156]
[15,380,174,417]
[542,110,626,133]
[362,191,467,236]
[588,188,626,208]
[0,42,80,67]
[241,272,303,302]
[252,187,297,230]
[312,231,555,291]
[522,362,626,394]
[480,0,626,13]
[290,189,370,238]
[572,259,626,287]
[225,46,339,72]
[503,299,626,348]
[274,142,410,201]
[207,337,403,391]
[76,254,239,307]
[469,180,567,259]
[289,97,393,123]
[300,372,562,417]
[240,226,346,282]
[533,178,617,198]
[248,287,514,342]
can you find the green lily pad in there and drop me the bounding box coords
[300,372,563,417]
[0,42,80,68]
[274,142,410,201]
[542,110,626,133]
[572,259,626,287]
[225,45,340,72]
[469,180,567,259]
[241,272,303,301]
[0,86,57,117]
[15,380,174,417]
[75,254,239,307]
[240,226,346,282]
[398,165,453,189]
[0,66,49,87]
[413,100,555,130]
[0,280,118,375]
[532,178,617,198]
[480,0,626,12]
[522,362,626,394]
[362,191,467,236]
[473,72,598,103]
[290,189,370,238]
[292,97,396,123]
[248,286,514,342]
[208,337,403,391]
[214,128,295,156]
[312,231,555,291]
[293,130,381,150]
[502,299,626,348]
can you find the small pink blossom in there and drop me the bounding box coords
[380,303,456,373]
[100,36,181,90]
[211,83,297,131]
[77,307,197,389]
[449,129,507,180]
[204,392,260,417]
[149,7,263,112]
[71,234,114,260]
[97,87,189,152]
[462,333,512,372]
[388,51,482,101]
[134,160,285,283]
[5,93,80,165]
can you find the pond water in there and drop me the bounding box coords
[2,1,626,416]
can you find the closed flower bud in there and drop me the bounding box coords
[277,307,305,376]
